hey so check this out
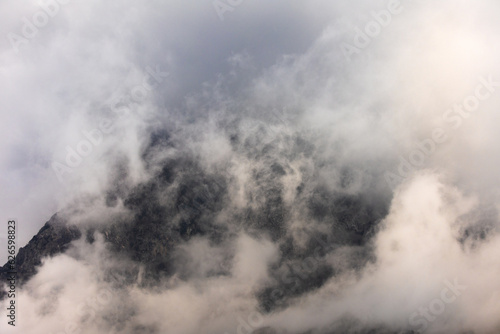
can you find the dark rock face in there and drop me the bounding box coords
[0,129,394,332]
[0,214,81,299]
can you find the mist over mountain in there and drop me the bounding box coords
[2,1,500,333]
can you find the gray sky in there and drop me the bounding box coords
[0,0,333,258]
[2,0,500,333]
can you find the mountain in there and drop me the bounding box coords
[0,214,81,299]
[0,130,393,333]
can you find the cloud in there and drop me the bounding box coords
[2,0,500,333]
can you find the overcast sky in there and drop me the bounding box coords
[0,0,335,254]
[2,0,500,333]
